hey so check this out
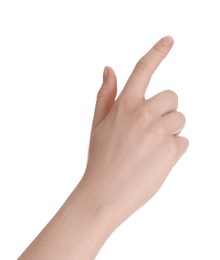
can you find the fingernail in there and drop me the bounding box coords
[161,36,174,46]
[103,66,109,82]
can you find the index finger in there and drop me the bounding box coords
[119,36,174,101]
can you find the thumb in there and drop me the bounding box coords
[91,66,117,130]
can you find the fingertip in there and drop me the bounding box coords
[103,66,109,82]
[107,66,117,84]
[106,66,114,77]
[100,66,117,97]
[161,36,174,46]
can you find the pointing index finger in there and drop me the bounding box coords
[120,36,174,100]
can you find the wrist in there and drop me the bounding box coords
[69,179,119,233]
[62,181,119,258]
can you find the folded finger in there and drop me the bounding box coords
[155,111,186,135]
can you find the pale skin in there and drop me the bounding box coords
[18,36,189,260]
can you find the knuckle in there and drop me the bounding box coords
[167,139,179,156]
[153,42,164,53]
[97,85,108,99]
[135,105,146,118]
[183,137,189,149]
[135,59,149,72]
[147,120,161,135]
[155,123,166,134]
[145,126,157,140]
[163,90,178,107]
[177,112,186,125]
[134,105,153,125]
[114,96,130,113]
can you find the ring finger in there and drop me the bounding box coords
[153,111,186,135]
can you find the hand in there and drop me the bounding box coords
[81,36,189,226]
[18,36,189,260]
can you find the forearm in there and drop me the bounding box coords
[18,178,116,260]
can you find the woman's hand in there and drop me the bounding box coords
[19,36,189,260]
[81,36,188,226]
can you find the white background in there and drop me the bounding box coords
[0,0,220,259]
